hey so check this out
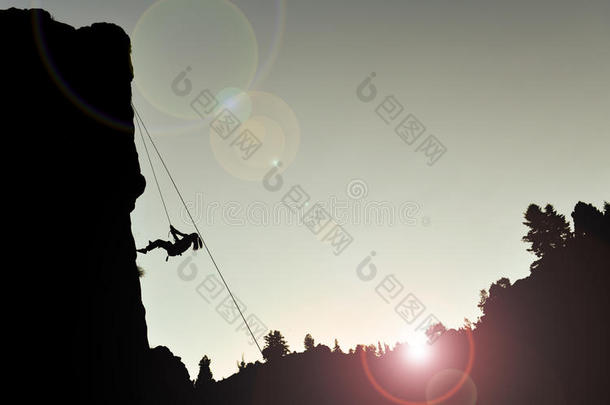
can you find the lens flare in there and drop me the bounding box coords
[30,8,133,131]
[215,87,252,123]
[426,369,477,405]
[209,91,300,181]
[406,334,430,363]
[248,0,286,88]
[359,328,476,405]
[132,0,258,120]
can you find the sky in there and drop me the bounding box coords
[7,0,609,380]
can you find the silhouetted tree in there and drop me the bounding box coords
[478,277,511,315]
[304,333,315,351]
[572,201,605,239]
[366,344,377,356]
[605,202,610,241]
[315,344,331,354]
[262,330,290,362]
[180,201,609,405]
[332,338,343,354]
[478,289,489,312]
[425,322,447,343]
[194,355,213,394]
[236,354,246,372]
[523,204,571,270]
[489,277,510,299]
[377,341,384,356]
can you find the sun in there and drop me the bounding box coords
[406,334,430,363]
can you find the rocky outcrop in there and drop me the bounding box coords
[2,8,148,404]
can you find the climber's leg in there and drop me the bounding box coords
[137,239,172,254]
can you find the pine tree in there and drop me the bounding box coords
[572,201,605,239]
[332,338,343,354]
[237,354,246,372]
[384,343,391,354]
[304,333,315,351]
[194,355,214,394]
[522,203,572,270]
[478,278,511,315]
[377,341,384,356]
[262,330,290,362]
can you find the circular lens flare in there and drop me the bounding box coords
[426,369,477,405]
[132,0,258,120]
[30,8,134,131]
[360,328,476,405]
[209,91,300,181]
[248,0,286,88]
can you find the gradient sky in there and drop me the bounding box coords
[9,0,609,380]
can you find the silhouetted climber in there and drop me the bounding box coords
[138,225,202,261]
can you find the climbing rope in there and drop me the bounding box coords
[132,104,264,356]
[135,114,172,227]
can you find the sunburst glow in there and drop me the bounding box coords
[406,334,430,363]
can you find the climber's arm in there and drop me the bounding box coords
[170,225,188,239]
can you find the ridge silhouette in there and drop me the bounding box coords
[191,202,609,405]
